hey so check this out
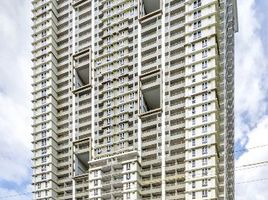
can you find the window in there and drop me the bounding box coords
[202,39,208,47]
[202,179,208,187]
[41,139,46,146]
[192,86,196,93]
[202,60,208,68]
[192,128,196,135]
[41,156,47,163]
[202,50,208,58]
[126,163,131,170]
[41,131,46,138]
[94,171,98,177]
[120,77,124,83]
[202,158,208,165]
[41,81,46,88]
[41,115,46,121]
[107,136,111,143]
[119,142,124,148]
[192,118,196,125]
[120,105,124,112]
[41,174,46,180]
[193,10,201,19]
[192,191,196,199]
[107,81,111,88]
[192,160,196,167]
[107,90,111,98]
[192,107,196,114]
[192,139,196,146]
[202,71,208,79]
[193,32,197,40]
[120,50,124,57]
[107,145,111,152]
[126,182,131,189]
[41,98,46,104]
[120,133,125,140]
[193,20,201,29]
[107,99,112,106]
[192,75,196,83]
[192,149,196,157]
[129,102,134,109]
[202,146,208,155]
[202,114,208,122]
[130,92,135,99]
[94,180,98,186]
[126,173,131,180]
[41,123,46,129]
[94,189,98,195]
[202,104,208,111]
[202,136,208,144]
[202,93,208,101]
[119,60,124,65]
[42,148,47,155]
[191,96,196,104]
[198,31,201,38]
[193,0,201,8]
[120,123,125,130]
[41,165,46,172]
[191,65,196,72]
[192,181,196,188]
[202,168,208,176]
[126,192,131,199]
[202,82,208,90]
[41,106,46,113]
[192,43,195,51]
[97,148,102,154]
[202,190,208,197]
[192,170,196,178]
[202,125,208,133]
[107,108,111,116]
[119,67,124,74]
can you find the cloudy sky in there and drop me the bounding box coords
[0,0,267,199]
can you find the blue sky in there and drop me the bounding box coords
[0,0,268,199]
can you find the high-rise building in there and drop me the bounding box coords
[31,0,238,199]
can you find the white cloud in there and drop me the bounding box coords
[0,94,31,183]
[0,185,31,200]
[235,0,268,199]
[235,116,268,200]
[0,0,32,194]
[235,0,268,144]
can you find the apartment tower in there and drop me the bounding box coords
[31,0,238,199]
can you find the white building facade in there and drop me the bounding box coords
[31,0,238,199]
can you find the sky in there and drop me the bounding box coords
[0,0,267,199]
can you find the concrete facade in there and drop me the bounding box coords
[31,0,238,199]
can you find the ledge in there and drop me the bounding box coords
[72,84,91,94]
[139,9,162,23]
[72,0,89,7]
[139,108,162,118]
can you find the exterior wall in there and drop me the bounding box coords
[31,0,237,199]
